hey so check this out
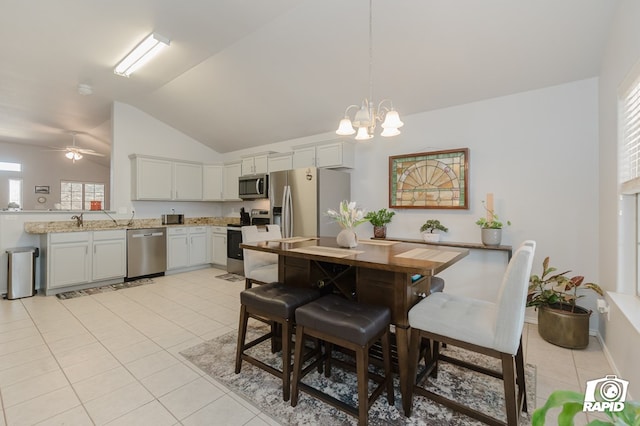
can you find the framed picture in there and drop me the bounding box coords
[389,148,469,209]
[35,185,50,194]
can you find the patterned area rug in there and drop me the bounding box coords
[215,273,245,282]
[181,327,535,425]
[55,278,155,300]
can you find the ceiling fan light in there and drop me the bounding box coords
[381,110,404,129]
[74,153,83,160]
[336,118,356,135]
[380,127,401,137]
[65,151,74,159]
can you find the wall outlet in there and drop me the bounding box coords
[597,298,610,320]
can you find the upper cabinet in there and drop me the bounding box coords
[203,165,224,201]
[292,141,355,169]
[241,153,271,176]
[131,156,173,200]
[223,161,242,201]
[130,155,202,201]
[174,162,203,200]
[268,153,293,173]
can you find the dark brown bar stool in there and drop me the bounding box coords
[291,294,394,426]
[235,282,321,401]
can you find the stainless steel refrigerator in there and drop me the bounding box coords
[269,167,350,238]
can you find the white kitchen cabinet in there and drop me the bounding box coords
[131,156,173,200]
[47,232,91,289]
[189,226,208,266]
[167,228,189,270]
[203,165,224,201]
[131,155,204,201]
[223,162,242,200]
[292,146,316,169]
[292,141,355,169]
[212,226,227,266]
[268,153,293,173]
[241,154,269,175]
[167,226,209,270]
[42,230,126,292]
[92,230,126,281]
[174,162,203,200]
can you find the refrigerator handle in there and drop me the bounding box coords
[284,185,293,238]
[287,185,293,238]
[282,185,289,238]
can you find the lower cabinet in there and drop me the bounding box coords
[43,230,126,292]
[93,231,127,281]
[167,226,209,270]
[212,226,227,266]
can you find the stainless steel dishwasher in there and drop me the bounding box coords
[126,228,167,280]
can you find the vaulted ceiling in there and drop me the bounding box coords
[0,0,618,158]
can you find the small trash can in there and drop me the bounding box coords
[5,247,38,300]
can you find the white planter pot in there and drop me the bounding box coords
[422,232,441,242]
[481,228,502,246]
[336,229,358,248]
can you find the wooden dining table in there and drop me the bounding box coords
[240,236,469,414]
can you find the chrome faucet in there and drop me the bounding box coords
[71,213,83,227]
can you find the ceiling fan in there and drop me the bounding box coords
[48,132,105,163]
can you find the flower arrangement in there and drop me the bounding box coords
[326,200,369,229]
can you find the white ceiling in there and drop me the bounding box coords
[0,0,619,158]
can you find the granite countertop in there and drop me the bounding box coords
[24,217,240,234]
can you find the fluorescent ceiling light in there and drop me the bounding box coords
[114,32,170,77]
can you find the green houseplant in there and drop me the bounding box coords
[420,219,448,242]
[365,208,395,239]
[533,389,640,425]
[476,201,511,246]
[527,256,604,349]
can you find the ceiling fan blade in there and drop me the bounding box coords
[79,151,105,157]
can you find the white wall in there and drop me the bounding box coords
[225,79,601,324]
[111,102,224,219]
[598,0,640,398]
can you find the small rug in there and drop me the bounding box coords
[181,327,535,425]
[55,278,155,300]
[215,273,245,282]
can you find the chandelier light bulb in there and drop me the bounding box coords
[336,118,356,136]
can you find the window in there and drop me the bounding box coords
[60,181,104,210]
[0,162,21,172]
[620,70,640,295]
[8,179,22,209]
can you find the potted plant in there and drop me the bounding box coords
[420,219,448,242]
[365,208,395,239]
[533,389,639,425]
[475,201,511,246]
[527,256,604,349]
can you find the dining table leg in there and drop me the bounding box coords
[395,324,413,416]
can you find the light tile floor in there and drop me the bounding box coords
[0,267,613,425]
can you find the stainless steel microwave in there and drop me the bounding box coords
[238,174,268,199]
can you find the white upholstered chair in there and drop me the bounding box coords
[241,225,282,289]
[407,242,535,426]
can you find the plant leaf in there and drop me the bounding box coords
[532,390,585,426]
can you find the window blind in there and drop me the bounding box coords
[621,77,640,194]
